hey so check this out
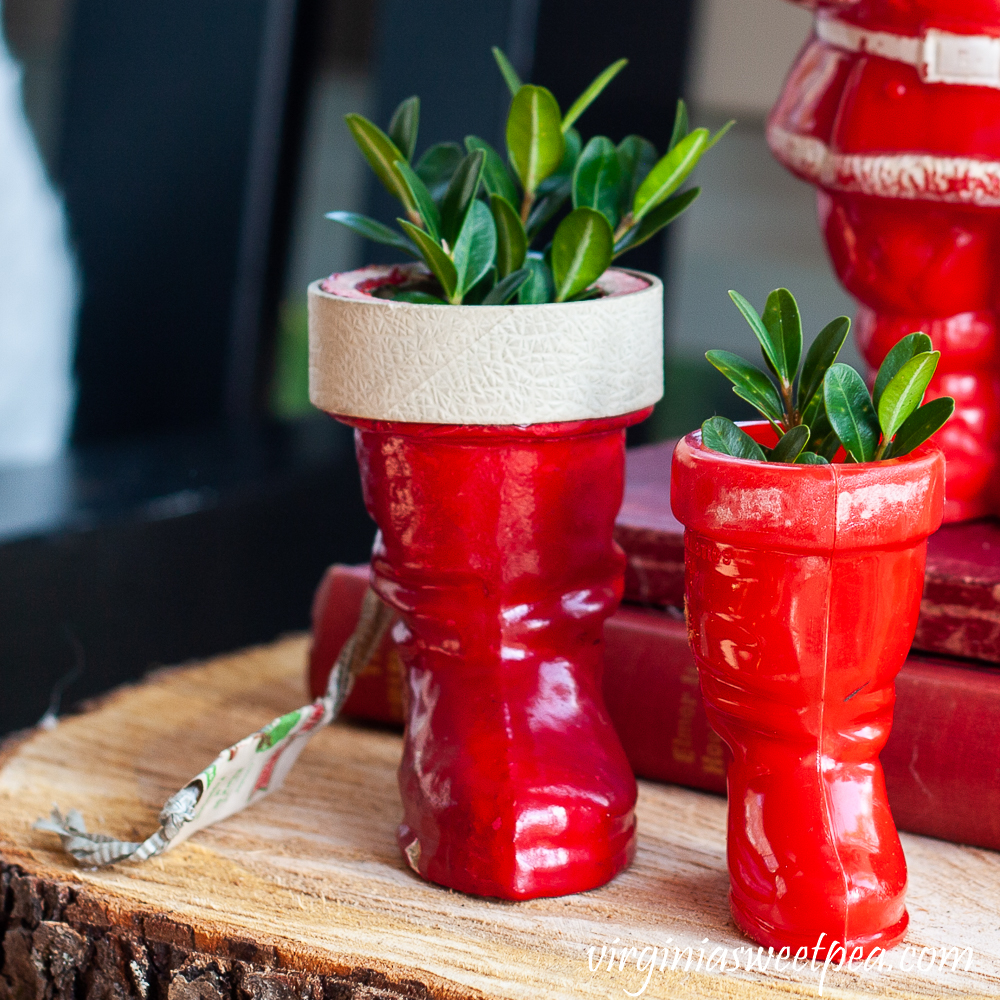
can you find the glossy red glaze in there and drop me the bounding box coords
[339,409,650,900]
[769,0,1000,519]
[671,422,945,958]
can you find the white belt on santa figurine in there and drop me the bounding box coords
[816,15,1000,88]
[768,16,1000,208]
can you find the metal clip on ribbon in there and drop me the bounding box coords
[34,586,396,867]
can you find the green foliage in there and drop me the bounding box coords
[824,363,880,463]
[701,287,956,464]
[323,212,418,258]
[388,96,419,162]
[884,396,955,459]
[343,113,417,218]
[452,200,497,299]
[414,143,463,200]
[551,208,614,302]
[702,416,766,462]
[507,85,565,201]
[491,46,522,96]
[490,195,527,277]
[572,136,622,225]
[465,136,518,205]
[328,52,726,304]
[482,267,531,305]
[872,333,933,409]
[440,150,485,247]
[561,59,628,133]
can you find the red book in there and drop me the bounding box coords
[312,564,1000,853]
[617,441,1000,665]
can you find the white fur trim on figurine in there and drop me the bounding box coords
[768,124,1000,206]
[308,264,663,425]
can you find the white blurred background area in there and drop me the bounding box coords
[0,0,76,465]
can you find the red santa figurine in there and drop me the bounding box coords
[769,0,1000,520]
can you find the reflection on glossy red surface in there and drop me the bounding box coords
[671,422,945,958]
[340,410,649,900]
[769,0,1000,520]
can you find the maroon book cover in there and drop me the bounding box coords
[312,564,1000,852]
[617,440,1000,665]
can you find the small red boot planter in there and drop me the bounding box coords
[308,263,662,899]
[671,422,945,957]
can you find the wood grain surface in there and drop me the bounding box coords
[2,637,999,999]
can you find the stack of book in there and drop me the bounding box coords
[310,440,1000,852]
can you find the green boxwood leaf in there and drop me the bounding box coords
[705,350,784,424]
[491,46,522,97]
[465,135,518,205]
[760,288,802,388]
[440,149,485,247]
[461,265,496,305]
[669,100,689,151]
[728,291,784,387]
[617,135,658,219]
[878,351,940,441]
[525,184,570,240]
[387,96,419,162]
[539,127,581,192]
[482,267,531,305]
[518,255,555,304]
[706,119,735,150]
[798,315,850,412]
[796,451,830,465]
[701,416,766,462]
[452,200,497,298]
[490,194,527,277]
[392,160,441,241]
[506,85,565,198]
[572,136,622,226]
[633,128,708,221]
[398,219,458,302]
[770,424,810,463]
[824,363,880,462]
[345,114,417,215]
[613,188,698,258]
[391,290,445,304]
[885,396,955,458]
[551,207,614,302]
[414,143,464,201]
[561,58,628,133]
[324,212,419,259]
[872,332,934,410]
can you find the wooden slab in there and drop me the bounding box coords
[618,441,1000,665]
[2,637,1000,999]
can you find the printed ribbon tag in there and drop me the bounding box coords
[34,586,395,867]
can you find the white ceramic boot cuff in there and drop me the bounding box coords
[308,263,663,425]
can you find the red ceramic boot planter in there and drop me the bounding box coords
[308,264,663,899]
[672,422,945,957]
[768,0,1000,520]
[347,414,644,899]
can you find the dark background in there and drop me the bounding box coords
[0,0,696,736]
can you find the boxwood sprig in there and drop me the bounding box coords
[326,47,729,304]
[702,288,955,464]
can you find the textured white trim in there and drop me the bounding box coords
[816,16,922,67]
[816,15,1000,89]
[768,124,1000,206]
[308,265,664,425]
